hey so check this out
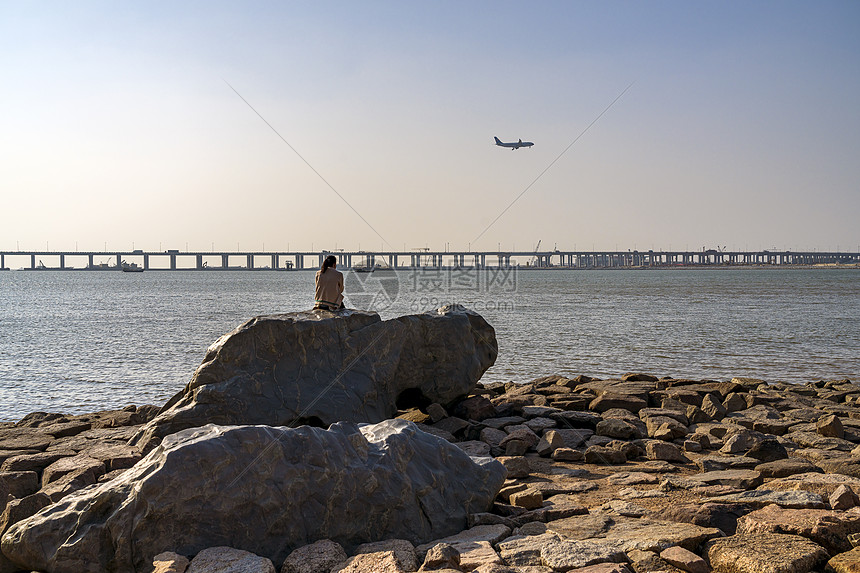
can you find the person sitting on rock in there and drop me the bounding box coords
[314,255,345,311]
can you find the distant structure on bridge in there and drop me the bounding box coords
[1,248,858,271]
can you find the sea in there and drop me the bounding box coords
[0,267,858,422]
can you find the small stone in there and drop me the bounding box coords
[701,393,727,421]
[683,440,702,453]
[596,419,640,440]
[453,396,497,422]
[723,393,747,412]
[456,441,491,457]
[419,543,460,571]
[153,551,190,573]
[736,504,860,555]
[745,439,788,462]
[645,441,688,463]
[606,472,658,486]
[705,533,827,573]
[427,403,448,423]
[187,546,275,573]
[817,413,845,439]
[505,440,530,456]
[584,446,627,465]
[659,546,710,573]
[551,448,584,462]
[719,430,762,455]
[828,546,860,573]
[535,430,566,457]
[831,484,860,510]
[0,471,39,499]
[330,551,406,573]
[510,488,544,510]
[627,549,684,573]
[755,458,822,479]
[354,539,417,572]
[500,427,540,449]
[480,427,508,448]
[692,469,763,489]
[525,417,557,434]
[539,538,627,571]
[281,539,347,573]
[601,500,648,518]
[704,489,825,510]
[497,456,530,478]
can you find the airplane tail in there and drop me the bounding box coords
[494,136,502,145]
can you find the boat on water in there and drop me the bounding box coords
[121,261,144,273]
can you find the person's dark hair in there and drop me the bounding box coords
[321,255,337,274]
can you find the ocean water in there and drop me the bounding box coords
[0,268,857,422]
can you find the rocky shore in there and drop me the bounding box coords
[2,308,860,572]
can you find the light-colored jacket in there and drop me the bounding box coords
[314,268,344,309]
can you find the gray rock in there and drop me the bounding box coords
[701,393,727,420]
[745,439,788,462]
[331,551,406,573]
[551,448,584,462]
[817,413,844,439]
[704,489,826,509]
[130,306,497,450]
[765,471,860,497]
[0,471,39,499]
[691,469,763,489]
[479,427,508,448]
[152,551,190,573]
[585,446,627,465]
[705,533,827,573]
[354,539,417,572]
[830,484,860,510]
[786,431,855,451]
[187,546,275,573]
[552,429,594,449]
[596,419,641,440]
[722,392,748,412]
[645,441,688,463]
[696,455,759,472]
[281,539,347,573]
[590,393,648,414]
[719,429,764,455]
[524,417,556,434]
[1,420,506,573]
[755,458,822,479]
[535,430,566,457]
[419,543,460,571]
[496,532,563,567]
[455,441,491,457]
[539,539,627,571]
[415,524,511,562]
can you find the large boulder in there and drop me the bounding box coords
[2,419,506,573]
[130,305,497,450]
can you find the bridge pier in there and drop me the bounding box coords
[196,255,203,270]
[170,255,177,270]
[144,254,150,270]
[221,254,229,269]
[247,254,254,269]
[272,254,278,269]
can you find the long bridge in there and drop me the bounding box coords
[1,249,858,271]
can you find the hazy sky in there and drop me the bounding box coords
[2,1,859,254]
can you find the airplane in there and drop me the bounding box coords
[494,136,534,150]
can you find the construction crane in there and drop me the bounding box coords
[531,240,541,267]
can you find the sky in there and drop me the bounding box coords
[2,1,859,255]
